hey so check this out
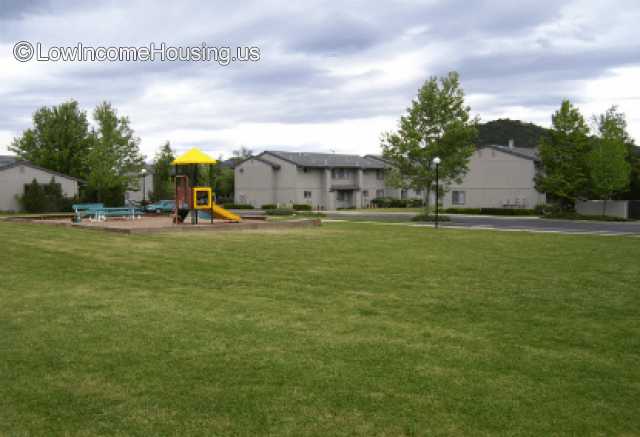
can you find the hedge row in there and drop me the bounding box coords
[371,197,424,208]
[442,207,538,216]
[222,203,254,209]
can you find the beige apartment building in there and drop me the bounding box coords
[234,145,545,210]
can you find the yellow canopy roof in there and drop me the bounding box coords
[172,148,217,165]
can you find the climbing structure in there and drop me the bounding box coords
[172,148,241,224]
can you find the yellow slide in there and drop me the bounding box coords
[211,202,241,222]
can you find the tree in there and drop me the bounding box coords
[535,100,591,210]
[215,167,235,201]
[18,177,72,213]
[588,106,631,214]
[381,71,477,212]
[232,146,253,161]
[19,179,46,213]
[9,100,91,179]
[151,141,175,201]
[85,102,145,204]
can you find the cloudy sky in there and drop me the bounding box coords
[1,0,639,160]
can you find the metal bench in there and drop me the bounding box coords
[93,207,143,221]
[72,203,104,222]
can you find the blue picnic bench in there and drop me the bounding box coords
[72,203,143,222]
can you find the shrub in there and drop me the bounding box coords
[261,204,277,210]
[265,208,294,216]
[371,197,424,208]
[479,208,536,216]
[292,204,312,211]
[443,207,482,214]
[19,178,74,213]
[222,203,254,209]
[411,214,451,222]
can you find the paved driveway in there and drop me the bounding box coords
[324,211,640,236]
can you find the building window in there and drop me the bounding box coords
[336,191,345,201]
[401,189,408,200]
[376,189,384,198]
[303,167,309,173]
[376,169,384,180]
[362,190,368,197]
[452,191,465,205]
[331,168,353,180]
[304,191,312,199]
[415,189,422,195]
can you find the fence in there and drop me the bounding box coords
[575,200,629,219]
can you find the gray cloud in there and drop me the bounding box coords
[1,0,639,156]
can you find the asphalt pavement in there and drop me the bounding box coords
[324,211,640,236]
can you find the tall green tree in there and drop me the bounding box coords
[381,71,477,212]
[9,100,90,178]
[535,100,591,210]
[215,167,235,201]
[85,102,145,204]
[596,106,640,200]
[150,141,175,201]
[588,106,631,214]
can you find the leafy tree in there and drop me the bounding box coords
[215,167,235,201]
[85,102,145,205]
[381,71,477,212]
[232,146,253,162]
[535,100,591,210]
[626,149,640,200]
[588,106,631,214]
[9,100,90,179]
[150,141,175,201]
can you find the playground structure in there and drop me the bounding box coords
[172,148,241,224]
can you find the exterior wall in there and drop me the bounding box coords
[234,159,278,207]
[441,148,545,209]
[294,167,324,208]
[576,200,628,219]
[360,169,386,207]
[0,164,79,212]
[125,172,154,203]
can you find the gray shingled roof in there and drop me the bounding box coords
[263,151,386,169]
[0,155,83,182]
[482,144,539,161]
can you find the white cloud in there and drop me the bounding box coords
[1,0,639,160]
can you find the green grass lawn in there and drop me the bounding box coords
[1,222,639,436]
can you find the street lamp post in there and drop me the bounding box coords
[141,168,147,205]
[432,157,441,229]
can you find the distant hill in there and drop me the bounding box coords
[476,119,551,149]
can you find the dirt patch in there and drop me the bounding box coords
[15,216,320,234]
